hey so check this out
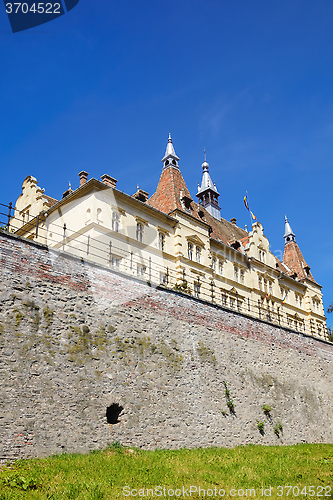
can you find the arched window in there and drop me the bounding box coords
[97,208,102,223]
[112,212,120,232]
[136,222,144,242]
[196,246,201,264]
[159,232,165,251]
[85,208,91,224]
[188,242,193,260]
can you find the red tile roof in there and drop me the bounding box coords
[43,195,58,207]
[148,166,192,213]
[283,240,316,283]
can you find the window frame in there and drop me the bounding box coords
[136,222,144,243]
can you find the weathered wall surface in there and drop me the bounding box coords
[0,231,332,462]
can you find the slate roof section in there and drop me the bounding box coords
[283,240,316,283]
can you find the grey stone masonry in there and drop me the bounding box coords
[0,230,332,463]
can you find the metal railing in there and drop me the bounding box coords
[0,202,330,342]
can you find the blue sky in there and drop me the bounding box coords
[1,0,333,325]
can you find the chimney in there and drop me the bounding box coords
[79,171,89,186]
[101,174,117,188]
[230,218,237,225]
[132,188,149,203]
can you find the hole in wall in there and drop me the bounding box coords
[106,403,123,424]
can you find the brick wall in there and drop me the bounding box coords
[0,230,332,462]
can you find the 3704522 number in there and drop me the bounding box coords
[5,3,61,14]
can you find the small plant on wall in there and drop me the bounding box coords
[223,381,235,414]
[257,420,265,434]
[262,404,273,415]
[274,422,283,437]
[227,399,235,412]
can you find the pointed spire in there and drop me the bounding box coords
[197,152,219,195]
[284,215,296,244]
[196,152,220,220]
[161,133,180,169]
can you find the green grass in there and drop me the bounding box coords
[0,444,332,499]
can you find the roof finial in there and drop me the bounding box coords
[69,181,71,189]
[204,149,206,162]
[168,133,172,142]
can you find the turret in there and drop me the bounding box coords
[284,215,296,244]
[162,133,180,170]
[196,153,220,220]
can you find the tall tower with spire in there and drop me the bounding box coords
[196,154,220,220]
[283,215,314,281]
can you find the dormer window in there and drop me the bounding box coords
[182,195,193,210]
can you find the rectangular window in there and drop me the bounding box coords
[230,297,235,309]
[159,272,167,285]
[112,212,120,232]
[196,246,201,264]
[137,264,146,277]
[159,232,165,251]
[212,257,216,272]
[219,260,223,275]
[111,255,121,269]
[194,281,200,298]
[240,269,245,285]
[234,266,238,282]
[221,292,227,305]
[136,223,144,242]
[258,277,262,291]
[188,242,193,260]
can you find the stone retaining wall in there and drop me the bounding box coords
[0,230,332,462]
